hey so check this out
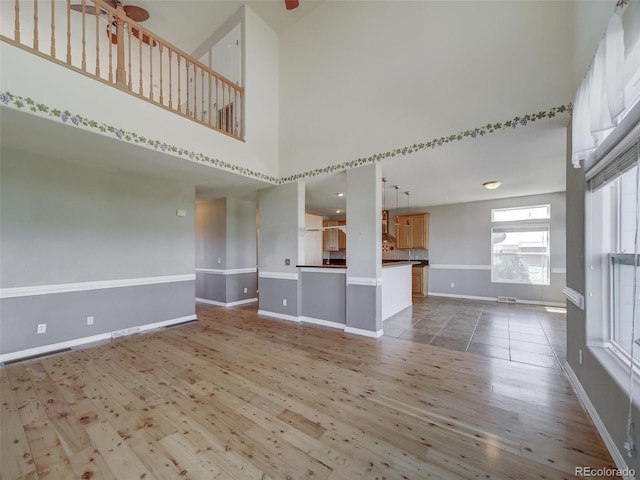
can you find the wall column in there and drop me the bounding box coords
[346,164,383,336]
[257,181,305,321]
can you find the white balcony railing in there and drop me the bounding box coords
[0,0,245,140]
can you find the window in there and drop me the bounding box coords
[490,206,550,285]
[587,137,639,370]
[590,162,639,367]
[492,204,550,223]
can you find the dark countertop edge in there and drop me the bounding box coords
[296,265,347,269]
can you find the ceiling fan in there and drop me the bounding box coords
[70,0,149,21]
[70,0,155,46]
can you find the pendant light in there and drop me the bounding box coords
[394,186,400,226]
[405,191,411,226]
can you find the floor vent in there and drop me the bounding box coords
[111,326,141,339]
[497,296,518,303]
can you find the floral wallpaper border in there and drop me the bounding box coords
[1,91,571,186]
[0,91,280,184]
[279,104,572,183]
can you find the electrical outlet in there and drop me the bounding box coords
[87,316,94,325]
[176,209,186,217]
[450,283,455,288]
[217,258,221,264]
[244,287,248,293]
[285,259,291,266]
[282,299,287,306]
[37,323,46,334]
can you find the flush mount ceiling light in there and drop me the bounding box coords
[336,210,342,214]
[483,180,502,190]
[336,192,345,197]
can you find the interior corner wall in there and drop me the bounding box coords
[225,197,258,303]
[226,197,257,270]
[195,197,257,306]
[196,198,228,270]
[427,192,566,304]
[0,147,195,357]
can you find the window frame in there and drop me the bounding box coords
[489,205,551,286]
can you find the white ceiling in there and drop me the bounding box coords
[133,0,325,53]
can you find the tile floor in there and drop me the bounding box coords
[384,296,567,369]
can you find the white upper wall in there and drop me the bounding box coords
[0,5,280,180]
[278,0,575,177]
[244,5,280,176]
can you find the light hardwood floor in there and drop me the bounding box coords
[2,302,615,479]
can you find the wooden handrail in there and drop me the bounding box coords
[1,0,245,140]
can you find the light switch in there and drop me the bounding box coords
[176,209,186,217]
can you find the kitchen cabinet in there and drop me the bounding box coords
[396,213,429,249]
[323,221,339,251]
[323,220,346,251]
[412,266,429,297]
[305,213,324,264]
[338,220,347,251]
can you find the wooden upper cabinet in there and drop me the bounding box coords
[396,213,429,249]
[338,220,347,251]
[323,220,347,251]
[323,220,339,251]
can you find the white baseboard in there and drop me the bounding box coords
[0,314,197,364]
[257,310,301,323]
[344,326,384,338]
[564,362,634,480]
[256,311,382,339]
[196,297,258,307]
[300,316,345,330]
[427,292,566,308]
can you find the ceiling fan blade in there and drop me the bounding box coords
[123,5,150,22]
[285,0,299,10]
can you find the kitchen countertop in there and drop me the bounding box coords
[297,260,429,269]
[382,261,418,268]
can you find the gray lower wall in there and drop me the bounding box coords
[196,271,258,305]
[346,285,382,332]
[429,269,565,304]
[427,192,566,304]
[1,146,196,357]
[196,272,226,303]
[300,272,346,324]
[0,281,195,354]
[258,277,300,317]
